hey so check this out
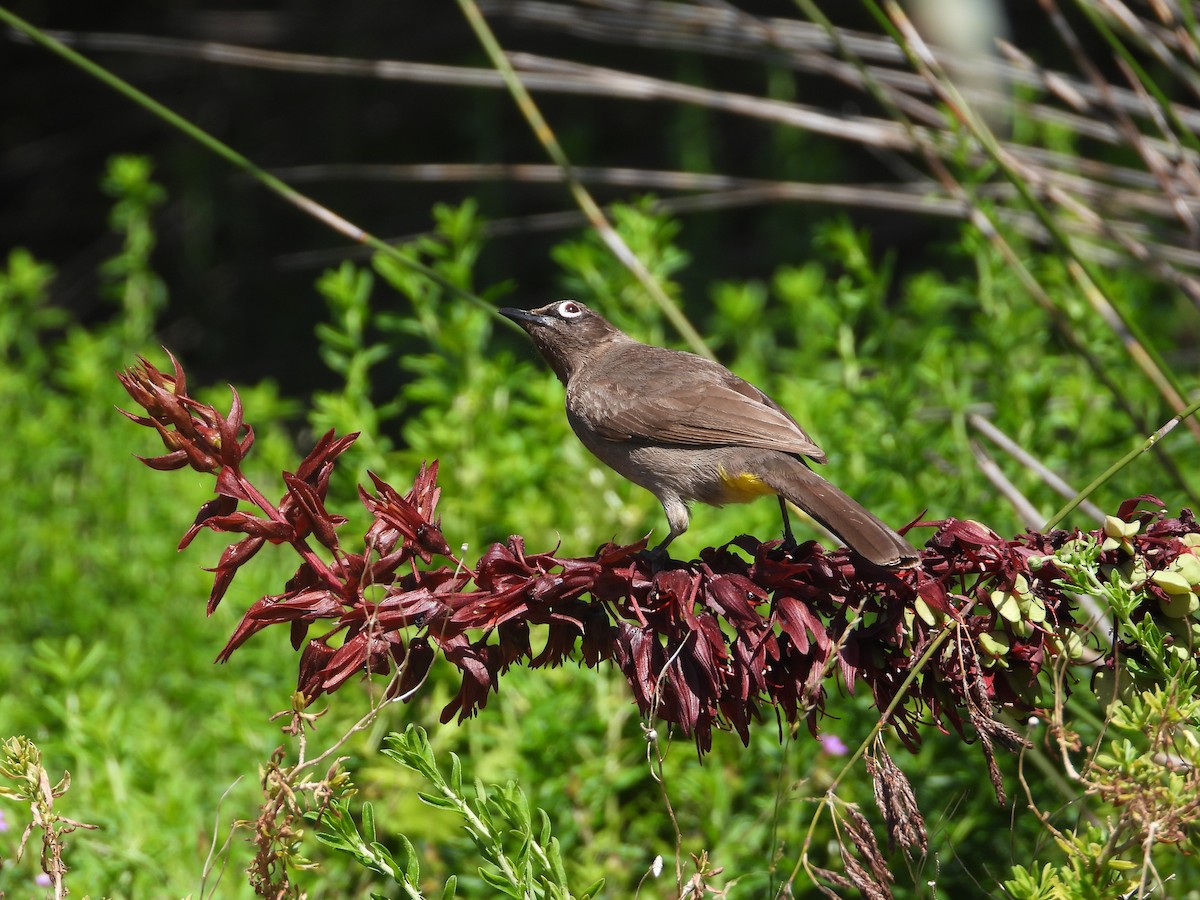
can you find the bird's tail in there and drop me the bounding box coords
[762,459,919,568]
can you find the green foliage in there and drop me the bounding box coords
[5,147,1200,899]
[996,535,1200,898]
[311,200,613,549]
[0,158,302,898]
[308,195,1197,565]
[1055,527,1200,687]
[0,247,60,369]
[1002,675,1200,899]
[314,726,603,899]
[99,154,167,347]
[311,261,400,483]
[314,797,430,899]
[551,196,689,342]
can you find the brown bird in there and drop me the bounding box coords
[500,300,918,567]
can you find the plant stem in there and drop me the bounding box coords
[1045,396,1200,530]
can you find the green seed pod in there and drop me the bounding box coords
[1158,590,1199,619]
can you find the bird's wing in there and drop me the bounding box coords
[569,345,827,463]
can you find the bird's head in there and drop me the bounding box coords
[499,299,625,383]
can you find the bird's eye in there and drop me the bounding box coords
[556,301,583,318]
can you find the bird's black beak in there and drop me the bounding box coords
[499,307,555,328]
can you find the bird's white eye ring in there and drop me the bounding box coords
[557,300,583,318]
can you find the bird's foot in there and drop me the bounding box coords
[636,545,673,573]
[638,535,692,573]
[778,497,799,551]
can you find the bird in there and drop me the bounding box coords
[499,299,918,567]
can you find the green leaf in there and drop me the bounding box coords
[543,835,568,886]
[506,784,532,834]
[416,790,459,811]
[395,833,420,885]
[478,866,523,897]
[473,777,490,807]
[361,800,377,843]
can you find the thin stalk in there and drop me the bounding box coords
[880,0,1200,448]
[1079,0,1200,144]
[1044,395,1200,529]
[454,0,713,358]
[34,23,1200,279]
[791,616,964,892]
[803,0,1197,503]
[968,412,1106,522]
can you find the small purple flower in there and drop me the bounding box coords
[35,873,52,887]
[0,807,8,832]
[819,733,849,755]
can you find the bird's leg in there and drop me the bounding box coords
[778,496,797,549]
[643,497,689,570]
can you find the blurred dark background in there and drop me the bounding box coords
[2,1,1070,393]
